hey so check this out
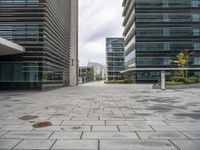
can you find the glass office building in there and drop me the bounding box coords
[106,38,125,81]
[0,0,78,90]
[122,0,200,82]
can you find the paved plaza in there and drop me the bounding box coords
[0,82,200,149]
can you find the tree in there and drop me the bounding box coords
[173,50,194,78]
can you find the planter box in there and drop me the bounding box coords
[153,83,200,89]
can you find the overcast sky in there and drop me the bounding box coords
[79,0,123,66]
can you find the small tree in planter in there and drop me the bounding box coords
[173,50,194,78]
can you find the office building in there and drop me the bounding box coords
[106,38,125,81]
[122,0,200,82]
[0,0,78,90]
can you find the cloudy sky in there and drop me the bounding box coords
[79,0,123,66]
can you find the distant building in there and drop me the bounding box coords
[88,62,104,80]
[78,66,94,84]
[106,38,125,81]
[122,0,200,83]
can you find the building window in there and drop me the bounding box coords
[192,0,200,7]
[163,28,169,36]
[163,0,169,7]
[164,42,170,50]
[163,14,170,22]
[192,14,200,21]
[194,43,200,50]
[194,57,200,65]
[193,28,200,36]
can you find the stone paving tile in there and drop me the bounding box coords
[137,132,188,140]
[1,131,52,139]
[0,139,22,149]
[62,121,105,126]
[92,126,118,132]
[82,132,139,140]
[0,125,4,129]
[34,126,91,132]
[0,125,33,131]
[51,140,98,150]
[0,119,26,125]
[0,131,7,137]
[182,132,200,139]
[151,125,178,132]
[13,139,55,150]
[71,117,99,121]
[49,132,82,140]
[171,140,200,150]
[100,140,178,150]
[195,140,200,145]
[118,125,154,132]
[172,125,200,132]
[106,120,167,126]
[100,116,145,121]
[25,120,63,126]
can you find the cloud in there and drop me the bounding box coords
[79,0,123,66]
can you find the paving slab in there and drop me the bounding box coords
[49,132,82,140]
[62,121,105,126]
[0,139,22,149]
[137,132,188,140]
[51,140,98,150]
[171,140,200,150]
[1,131,52,139]
[118,125,153,132]
[151,125,177,132]
[82,132,139,140]
[0,125,33,131]
[92,126,118,132]
[14,139,55,150]
[0,131,7,137]
[35,125,91,132]
[100,140,178,150]
[182,132,200,140]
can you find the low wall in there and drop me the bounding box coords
[153,83,200,89]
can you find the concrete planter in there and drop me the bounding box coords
[153,83,200,89]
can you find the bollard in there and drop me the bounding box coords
[161,71,166,90]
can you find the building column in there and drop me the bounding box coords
[70,0,78,86]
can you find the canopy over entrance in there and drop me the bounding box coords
[0,37,24,56]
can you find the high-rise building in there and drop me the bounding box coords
[106,38,125,81]
[0,0,78,90]
[122,0,200,82]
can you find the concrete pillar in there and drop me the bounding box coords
[69,0,78,86]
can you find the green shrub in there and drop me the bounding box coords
[170,76,200,85]
[172,76,187,83]
[107,80,133,84]
[188,77,200,84]
[166,81,184,86]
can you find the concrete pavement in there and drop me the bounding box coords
[0,81,200,149]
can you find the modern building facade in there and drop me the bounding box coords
[122,0,200,82]
[0,0,78,90]
[106,38,125,81]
